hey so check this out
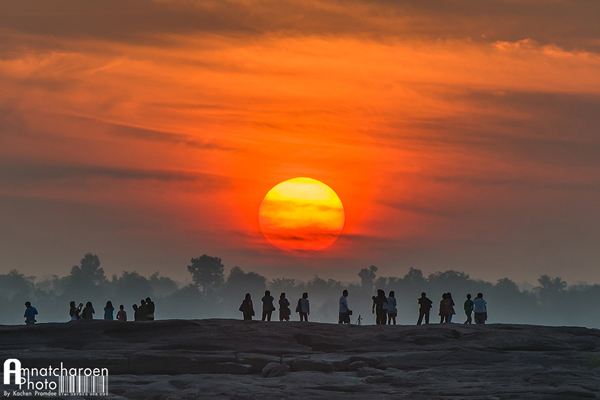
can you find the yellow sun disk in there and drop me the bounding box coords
[259,178,345,251]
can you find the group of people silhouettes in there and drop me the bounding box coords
[131,297,156,321]
[411,292,488,325]
[240,290,488,325]
[66,298,155,322]
[23,290,488,326]
[239,291,311,322]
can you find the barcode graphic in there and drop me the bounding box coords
[59,375,108,395]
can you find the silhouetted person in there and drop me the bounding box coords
[104,301,114,320]
[417,292,432,325]
[117,305,127,322]
[387,291,397,325]
[339,289,351,324]
[239,293,255,320]
[24,301,38,325]
[261,290,275,321]
[146,297,155,321]
[132,304,139,321]
[447,292,456,322]
[298,292,309,321]
[473,293,487,324]
[464,294,474,324]
[138,300,148,321]
[439,293,455,323]
[372,289,388,325]
[69,301,82,321]
[81,302,95,319]
[279,292,291,321]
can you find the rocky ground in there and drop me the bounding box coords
[1,319,600,399]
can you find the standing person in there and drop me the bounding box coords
[387,291,398,325]
[116,305,127,322]
[104,301,115,320]
[261,290,275,321]
[138,300,148,321]
[132,304,139,321]
[464,294,474,324]
[372,289,388,325]
[339,290,351,324]
[299,293,310,322]
[446,292,456,323]
[146,297,155,321]
[24,302,38,325]
[239,293,255,320]
[81,302,95,319]
[417,292,432,325]
[69,301,82,321]
[473,293,487,324]
[279,292,291,322]
[439,293,451,323]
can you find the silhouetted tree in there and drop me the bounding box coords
[358,265,377,291]
[63,253,107,301]
[149,272,179,298]
[428,270,470,284]
[115,271,154,307]
[69,253,106,285]
[162,284,205,319]
[35,274,65,297]
[537,275,567,293]
[225,266,266,296]
[187,255,225,298]
[269,278,301,294]
[536,275,568,321]
[0,270,36,302]
[403,268,425,285]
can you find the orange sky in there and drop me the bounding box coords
[1,0,600,284]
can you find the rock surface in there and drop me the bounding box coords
[0,319,599,399]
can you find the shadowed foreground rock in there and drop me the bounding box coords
[1,319,599,399]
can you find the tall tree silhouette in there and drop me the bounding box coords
[537,275,567,293]
[64,253,107,300]
[187,255,225,298]
[403,268,425,285]
[358,265,377,291]
[70,253,105,285]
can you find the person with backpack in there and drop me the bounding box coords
[239,293,255,320]
[297,293,310,321]
[279,292,291,321]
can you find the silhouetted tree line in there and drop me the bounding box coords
[1,253,599,328]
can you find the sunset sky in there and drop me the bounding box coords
[1,0,599,285]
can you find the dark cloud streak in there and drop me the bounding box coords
[1,0,599,52]
[0,161,230,192]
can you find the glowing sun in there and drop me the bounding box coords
[259,177,345,251]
